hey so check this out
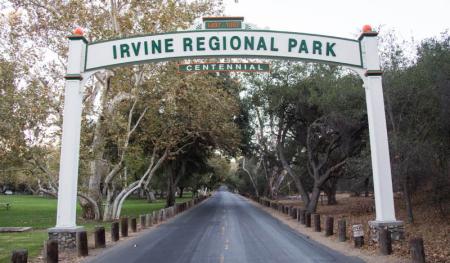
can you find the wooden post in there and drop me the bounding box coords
[120,217,128,237]
[379,228,392,255]
[140,215,146,229]
[354,236,364,248]
[76,231,88,257]
[313,214,321,232]
[352,224,364,248]
[111,221,120,242]
[291,208,298,219]
[130,217,137,232]
[11,249,28,263]
[299,209,305,224]
[152,211,158,224]
[45,240,58,263]
[94,226,106,248]
[409,237,426,263]
[305,212,311,227]
[325,216,334,236]
[146,214,153,227]
[338,219,347,241]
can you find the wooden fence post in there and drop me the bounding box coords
[94,226,106,248]
[111,221,120,242]
[379,228,392,255]
[76,231,88,257]
[409,237,426,263]
[325,216,334,236]
[338,219,347,242]
[313,214,321,232]
[305,212,311,227]
[11,249,28,263]
[45,240,58,263]
[140,215,146,229]
[291,208,298,219]
[299,209,305,224]
[120,217,129,237]
[146,213,153,227]
[130,217,137,232]
[352,224,364,248]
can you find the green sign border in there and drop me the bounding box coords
[84,29,364,72]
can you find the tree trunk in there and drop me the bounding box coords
[145,189,156,203]
[79,200,97,220]
[179,187,184,198]
[324,179,338,205]
[307,186,321,213]
[364,177,370,197]
[278,146,310,206]
[403,175,414,223]
[166,164,177,207]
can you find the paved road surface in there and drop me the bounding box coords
[88,190,363,263]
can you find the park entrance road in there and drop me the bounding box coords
[88,190,364,263]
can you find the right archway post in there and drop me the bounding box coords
[359,30,403,240]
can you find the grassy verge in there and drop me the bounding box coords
[0,194,193,263]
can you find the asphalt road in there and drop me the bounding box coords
[88,190,364,263]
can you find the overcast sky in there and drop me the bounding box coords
[223,0,449,41]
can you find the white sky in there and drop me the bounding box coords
[223,0,450,41]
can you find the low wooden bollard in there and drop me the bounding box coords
[120,217,129,237]
[352,224,364,248]
[159,210,163,222]
[146,213,153,227]
[313,214,321,232]
[338,219,347,241]
[111,221,120,242]
[409,237,426,263]
[379,228,392,255]
[94,226,106,248]
[299,209,305,224]
[305,212,311,227]
[130,217,137,232]
[45,239,58,263]
[152,211,158,224]
[325,216,334,236]
[11,249,28,263]
[76,231,88,257]
[140,215,146,229]
[291,208,298,219]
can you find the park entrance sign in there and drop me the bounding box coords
[52,17,402,246]
[84,30,363,71]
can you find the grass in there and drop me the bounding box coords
[0,194,193,263]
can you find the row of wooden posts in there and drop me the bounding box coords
[11,196,208,263]
[257,197,426,263]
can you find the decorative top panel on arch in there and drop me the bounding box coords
[84,30,363,72]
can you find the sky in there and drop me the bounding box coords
[223,0,450,41]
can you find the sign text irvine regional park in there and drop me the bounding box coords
[84,30,363,71]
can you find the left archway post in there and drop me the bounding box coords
[48,33,88,250]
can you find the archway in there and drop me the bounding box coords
[51,17,402,242]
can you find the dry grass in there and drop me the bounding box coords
[276,192,450,263]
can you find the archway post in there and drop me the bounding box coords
[360,32,403,240]
[48,34,87,250]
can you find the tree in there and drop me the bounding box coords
[305,114,366,212]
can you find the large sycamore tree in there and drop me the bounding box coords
[2,0,228,220]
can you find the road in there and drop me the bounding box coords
[88,190,364,263]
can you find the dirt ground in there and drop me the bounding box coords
[268,192,449,263]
